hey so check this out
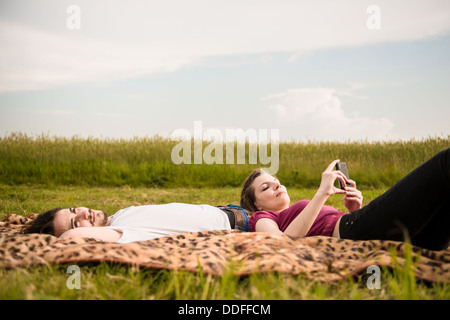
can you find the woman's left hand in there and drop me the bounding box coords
[343,180,363,212]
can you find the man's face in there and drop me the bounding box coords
[53,207,108,236]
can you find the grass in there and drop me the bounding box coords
[1,262,448,300]
[0,134,449,300]
[1,133,448,188]
[0,184,449,300]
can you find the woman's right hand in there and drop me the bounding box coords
[317,160,349,197]
[283,159,349,238]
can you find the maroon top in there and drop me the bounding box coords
[249,200,347,237]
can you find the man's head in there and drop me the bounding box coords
[22,207,61,236]
[23,207,109,237]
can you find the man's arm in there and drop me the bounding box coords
[59,227,122,242]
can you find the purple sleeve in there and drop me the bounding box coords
[248,210,279,232]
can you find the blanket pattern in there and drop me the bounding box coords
[1,214,449,283]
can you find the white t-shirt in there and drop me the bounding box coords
[106,203,231,243]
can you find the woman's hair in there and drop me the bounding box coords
[22,208,61,236]
[240,168,269,213]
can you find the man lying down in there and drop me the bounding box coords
[23,204,250,243]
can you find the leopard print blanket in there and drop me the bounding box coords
[1,214,449,283]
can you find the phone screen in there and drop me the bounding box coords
[335,162,350,189]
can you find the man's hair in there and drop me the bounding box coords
[22,208,61,236]
[240,168,268,213]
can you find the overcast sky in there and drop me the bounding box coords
[1,0,449,142]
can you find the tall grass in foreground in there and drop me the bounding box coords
[1,185,449,300]
[0,183,449,299]
[1,262,448,300]
[1,133,448,188]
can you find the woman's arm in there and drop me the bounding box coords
[283,191,331,237]
[255,160,349,237]
[285,160,349,237]
[59,227,122,242]
[255,218,284,234]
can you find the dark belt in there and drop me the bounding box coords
[217,206,247,230]
[223,209,235,228]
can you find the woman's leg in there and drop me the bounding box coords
[410,200,450,250]
[339,148,450,250]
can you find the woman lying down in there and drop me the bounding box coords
[240,148,450,251]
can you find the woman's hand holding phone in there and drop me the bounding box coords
[343,179,363,212]
[317,160,350,197]
[317,160,363,212]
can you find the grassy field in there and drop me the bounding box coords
[0,134,449,300]
[1,184,449,300]
[1,133,449,188]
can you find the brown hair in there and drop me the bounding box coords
[22,208,61,236]
[240,168,269,213]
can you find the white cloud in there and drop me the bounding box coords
[95,112,134,118]
[0,19,196,93]
[32,109,77,116]
[262,87,394,142]
[1,0,450,93]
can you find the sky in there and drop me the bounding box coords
[0,0,449,142]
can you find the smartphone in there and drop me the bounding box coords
[335,162,351,189]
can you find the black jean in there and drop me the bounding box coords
[339,147,450,250]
